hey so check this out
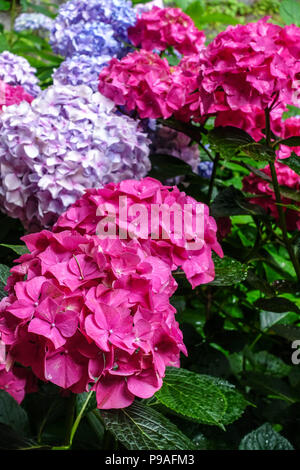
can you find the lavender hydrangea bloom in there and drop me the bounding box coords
[14,13,54,33]
[197,161,214,179]
[0,51,40,97]
[55,22,125,58]
[50,0,136,58]
[151,125,200,173]
[53,54,111,91]
[0,84,150,231]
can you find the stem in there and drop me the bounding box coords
[69,390,94,447]
[269,161,300,283]
[208,152,220,203]
[10,0,17,31]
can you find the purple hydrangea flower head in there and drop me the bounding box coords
[53,54,111,91]
[0,84,150,231]
[0,51,41,97]
[14,13,54,33]
[50,0,136,58]
[53,21,126,58]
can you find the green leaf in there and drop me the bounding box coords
[99,401,196,450]
[244,350,291,378]
[149,154,194,180]
[0,264,10,299]
[211,186,267,218]
[239,142,276,163]
[239,423,294,450]
[0,33,9,52]
[208,126,254,160]
[210,255,249,286]
[259,311,289,330]
[155,367,248,427]
[0,244,29,255]
[193,12,241,26]
[282,105,300,119]
[76,392,97,417]
[271,324,300,341]
[279,0,300,26]
[254,297,300,314]
[278,152,300,176]
[277,136,300,147]
[244,372,298,403]
[0,1,10,11]
[24,2,56,18]
[0,390,29,434]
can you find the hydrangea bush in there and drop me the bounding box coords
[0,0,298,453]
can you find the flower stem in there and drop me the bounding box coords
[268,161,300,282]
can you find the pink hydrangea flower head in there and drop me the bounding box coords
[192,19,300,119]
[0,178,222,408]
[98,50,191,119]
[128,6,206,55]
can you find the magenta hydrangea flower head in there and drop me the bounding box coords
[50,0,136,58]
[0,178,222,408]
[191,19,300,119]
[0,84,151,231]
[0,51,41,97]
[128,6,206,55]
[98,50,190,119]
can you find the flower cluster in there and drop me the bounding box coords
[14,13,54,34]
[0,80,33,111]
[50,0,136,58]
[53,54,111,91]
[0,51,41,97]
[128,6,205,55]
[0,84,150,231]
[189,19,300,120]
[98,50,190,119]
[0,178,222,408]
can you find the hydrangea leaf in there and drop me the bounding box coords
[155,367,248,427]
[0,390,29,435]
[210,255,249,286]
[239,423,294,450]
[99,401,196,450]
[278,152,300,176]
[0,244,29,255]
